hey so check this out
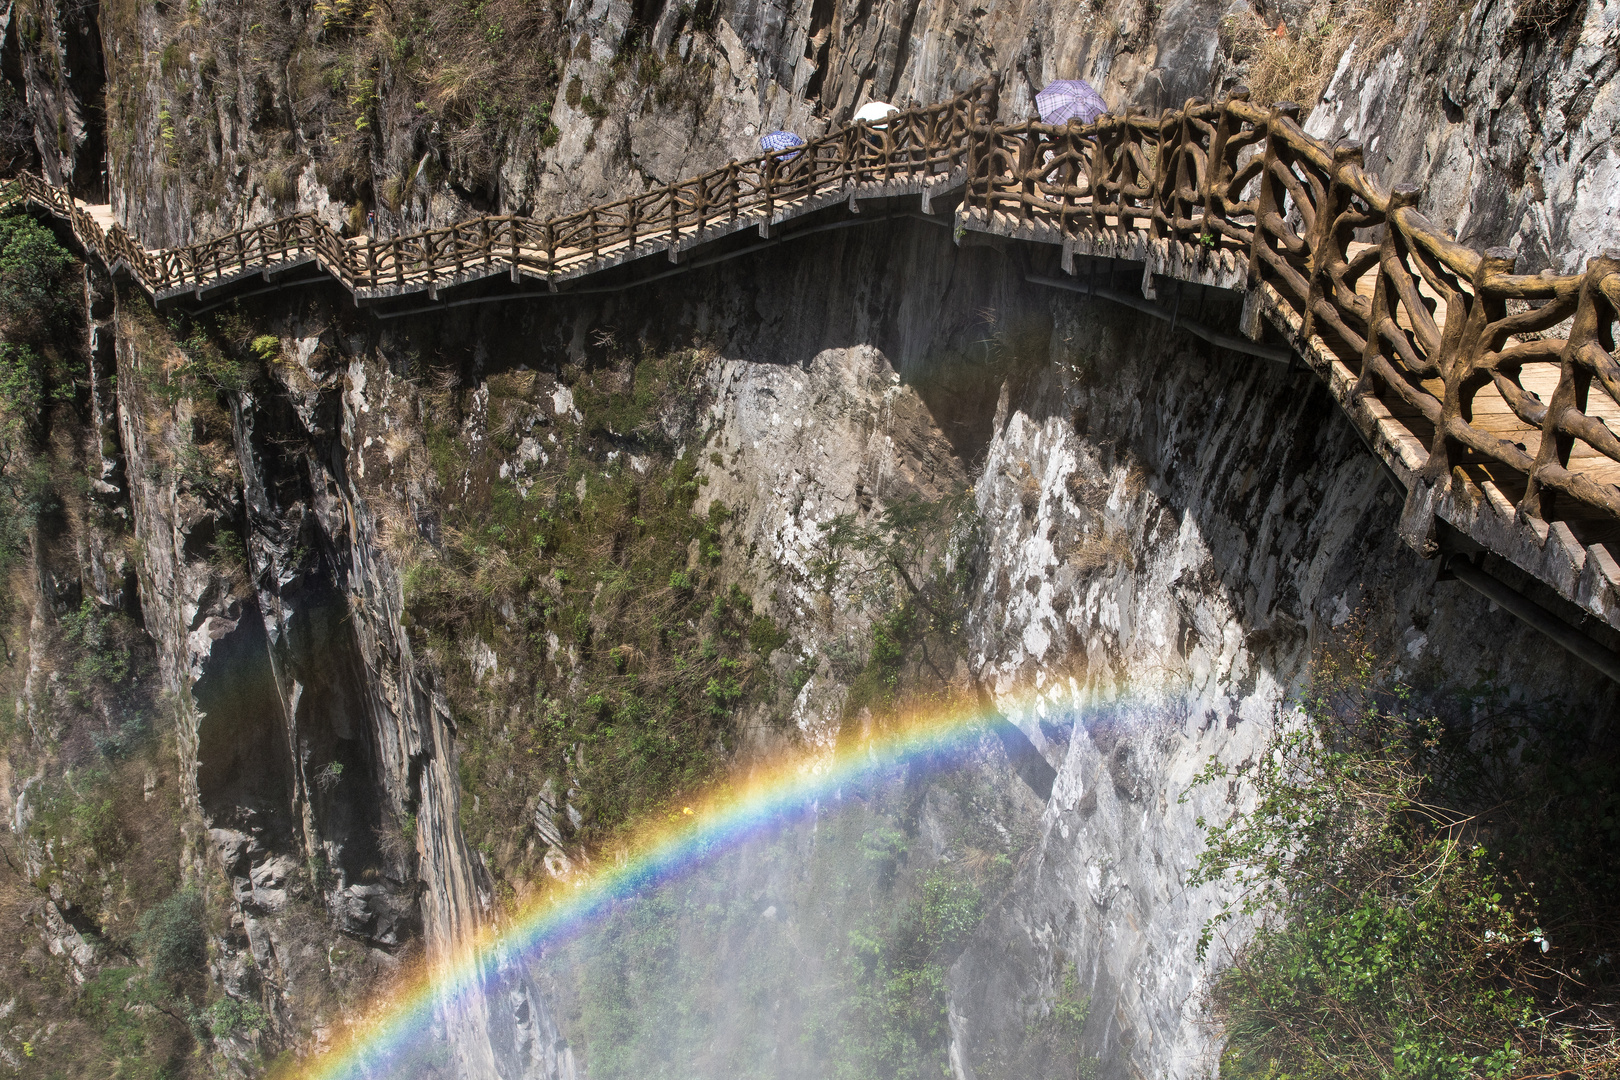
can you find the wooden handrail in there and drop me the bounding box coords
[957,86,1619,628]
[5,79,1619,625]
[0,80,989,301]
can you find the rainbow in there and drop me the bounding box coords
[297,681,1090,1080]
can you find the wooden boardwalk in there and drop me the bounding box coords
[6,82,1620,635]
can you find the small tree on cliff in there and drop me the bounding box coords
[1188,623,1620,1079]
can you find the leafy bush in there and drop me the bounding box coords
[0,216,76,600]
[138,887,208,983]
[59,599,134,703]
[835,869,984,1080]
[76,966,193,1076]
[0,343,46,586]
[0,211,75,324]
[199,995,268,1042]
[250,333,281,361]
[1191,626,1620,1079]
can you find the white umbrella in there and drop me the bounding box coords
[853,101,900,127]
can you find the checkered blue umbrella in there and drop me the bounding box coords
[760,130,805,158]
[1036,79,1108,127]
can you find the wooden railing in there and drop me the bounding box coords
[962,92,1620,622]
[0,82,992,301]
[6,81,1619,625]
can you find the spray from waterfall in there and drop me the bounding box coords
[296,673,1127,1080]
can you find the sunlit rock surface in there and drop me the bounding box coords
[6,0,1620,1071]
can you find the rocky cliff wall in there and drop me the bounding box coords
[949,273,1620,1078]
[12,0,1605,261]
[249,208,1620,1079]
[15,193,1609,1080]
[3,0,1619,1074]
[1304,0,1619,272]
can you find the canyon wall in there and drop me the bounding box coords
[2,0,1619,1075]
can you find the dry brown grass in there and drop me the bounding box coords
[1068,528,1136,573]
[1508,0,1586,39]
[1218,0,1454,114]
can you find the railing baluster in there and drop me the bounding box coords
[1299,140,1364,348]
[13,83,1619,608]
[1246,103,1296,299]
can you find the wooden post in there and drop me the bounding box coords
[1521,253,1620,522]
[1246,102,1299,294]
[625,196,640,253]
[1399,245,1516,555]
[1147,106,1176,242]
[1088,118,1105,237]
[762,156,776,234]
[1118,109,1139,240]
[1300,139,1363,346]
[1197,87,1249,249]
[1353,185,1420,400]
[1011,125,1032,224]
[964,121,980,216]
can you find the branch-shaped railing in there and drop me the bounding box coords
[5,81,1619,623]
[1,82,991,302]
[963,91,1620,614]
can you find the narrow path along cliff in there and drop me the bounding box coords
[1,1,1618,1078]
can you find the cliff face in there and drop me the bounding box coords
[76,0,1617,260]
[3,0,1620,1076]
[1304,0,1620,273]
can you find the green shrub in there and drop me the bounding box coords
[138,887,207,983]
[0,340,43,421]
[199,996,268,1042]
[0,342,45,588]
[60,599,134,702]
[833,869,985,1080]
[0,211,75,324]
[250,334,281,361]
[1190,626,1620,1078]
[747,613,788,657]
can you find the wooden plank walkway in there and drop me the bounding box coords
[6,81,1620,633]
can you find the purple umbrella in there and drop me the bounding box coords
[1036,79,1108,127]
[760,130,805,160]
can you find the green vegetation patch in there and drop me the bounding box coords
[0,203,249,1080]
[0,211,81,602]
[1191,623,1620,1078]
[396,346,801,891]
